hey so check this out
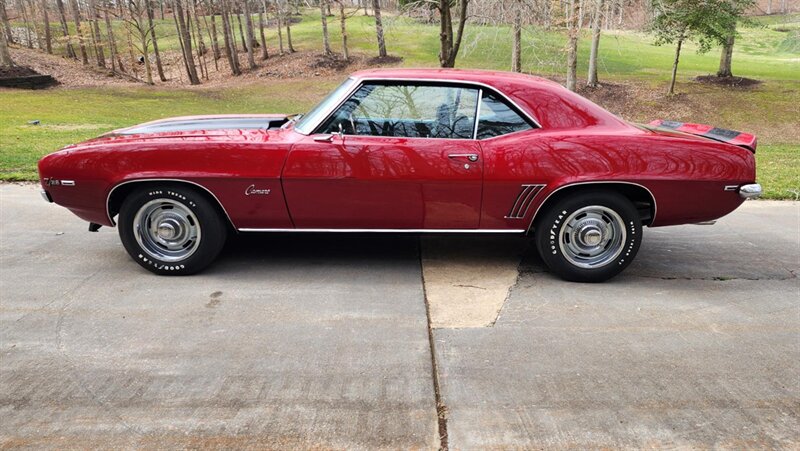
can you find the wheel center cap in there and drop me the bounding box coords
[583,229,603,246]
[157,222,178,240]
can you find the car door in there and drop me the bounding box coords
[282,82,483,229]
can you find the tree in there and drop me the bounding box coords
[283,0,294,52]
[650,0,752,95]
[320,0,332,56]
[87,0,105,67]
[173,0,200,84]
[587,0,604,86]
[511,0,521,72]
[146,0,166,80]
[438,0,469,67]
[335,0,348,60]
[716,0,753,78]
[242,0,257,68]
[372,0,386,57]
[68,0,89,64]
[122,0,156,83]
[40,0,52,53]
[565,0,579,91]
[0,2,12,67]
[1,0,12,45]
[220,0,241,74]
[258,5,268,60]
[54,0,76,58]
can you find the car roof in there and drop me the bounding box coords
[350,68,562,89]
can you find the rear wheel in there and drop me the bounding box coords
[118,185,227,275]
[535,191,642,282]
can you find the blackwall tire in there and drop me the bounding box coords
[535,190,642,283]
[117,185,227,275]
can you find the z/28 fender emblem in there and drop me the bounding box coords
[245,184,271,196]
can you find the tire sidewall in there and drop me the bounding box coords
[118,185,226,275]
[535,191,642,283]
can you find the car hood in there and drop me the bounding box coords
[57,114,294,150]
[109,114,290,136]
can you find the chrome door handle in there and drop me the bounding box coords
[448,153,479,162]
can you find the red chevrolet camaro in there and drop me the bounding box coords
[38,69,761,282]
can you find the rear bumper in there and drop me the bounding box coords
[40,190,53,203]
[739,183,762,199]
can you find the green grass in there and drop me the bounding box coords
[2,11,798,198]
[0,80,336,180]
[757,144,800,200]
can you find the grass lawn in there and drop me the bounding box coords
[1,11,797,198]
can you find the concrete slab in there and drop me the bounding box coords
[0,184,438,449]
[435,201,800,449]
[421,236,529,328]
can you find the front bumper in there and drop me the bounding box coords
[739,183,762,199]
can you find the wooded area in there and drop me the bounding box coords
[0,0,794,92]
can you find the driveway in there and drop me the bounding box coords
[1,183,798,449]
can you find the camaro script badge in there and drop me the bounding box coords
[245,184,271,196]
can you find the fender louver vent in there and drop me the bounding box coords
[505,184,546,219]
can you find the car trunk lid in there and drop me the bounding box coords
[648,120,757,153]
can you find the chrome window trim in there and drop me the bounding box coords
[298,76,542,137]
[106,178,237,229]
[526,181,658,232]
[238,228,526,233]
[472,88,483,140]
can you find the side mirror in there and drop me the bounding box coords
[338,122,344,139]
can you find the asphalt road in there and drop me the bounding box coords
[1,183,799,449]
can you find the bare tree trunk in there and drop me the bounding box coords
[276,2,284,54]
[566,0,579,91]
[220,0,241,74]
[190,0,207,56]
[258,9,267,59]
[372,0,386,57]
[0,12,12,66]
[243,0,256,68]
[102,2,121,72]
[40,0,52,53]
[767,0,771,14]
[668,38,682,95]
[207,4,221,60]
[438,0,467,67]
[17,0,33,49]
[0,1,12,44]
[338,0,347,60]
[284,0,294,52]
[236,12,246,51]
[717,33,734,78]
[54,0,76,57]
[174,0,200,84]
[188,5,208,79]
[587,0,602,87]
[68,0,89,63]
[511,0,521,72]
[146,0,166,80]
[88,0,106,66]
[320,0,332,55]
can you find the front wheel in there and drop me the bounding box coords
[118,185,227,275]
[534,191,642,282]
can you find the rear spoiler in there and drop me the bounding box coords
[649,120,757,153]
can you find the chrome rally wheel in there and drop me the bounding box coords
[559,206,626,269]
[133,199,202,262]
[118,185,226,275]
[535,191,642,283]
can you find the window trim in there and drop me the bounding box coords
[474,89,537,141]
[300,77,542,139]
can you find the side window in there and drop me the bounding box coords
[318,83,479,139]
[477,92,534,139]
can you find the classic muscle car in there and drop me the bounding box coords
[38,69,761,282]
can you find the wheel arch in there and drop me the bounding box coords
[106,179,236,230]
[528,181,657,233]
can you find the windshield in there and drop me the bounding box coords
[294,78,357,135]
